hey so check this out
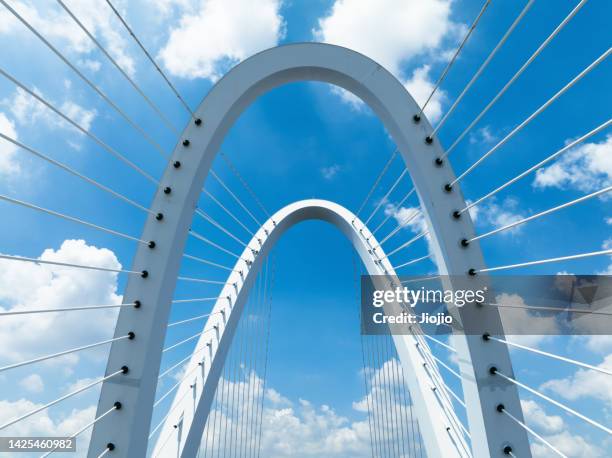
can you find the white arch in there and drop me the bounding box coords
[88,43,530,458]
[152,199,469,457]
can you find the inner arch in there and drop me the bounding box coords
[152,199,465,458]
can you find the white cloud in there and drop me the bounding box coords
[198,359,420,457]
[313,0,460,77]
[519,399,606,457]
[321,164,341,180]
[0,111,20,177]
[470,196,525,235]
[0,239,121,367]
[521,399,564,434]
[541,353,612,407]
[404,65,446,122]
[494,293,558,348]
[0,0,136,76]
[19,373,44,393]
[158,0,285,80]
[605,217,612,226]
[384,204,425,234]
[531,430,605,458]
[313,0,462,118]
[4,87,97,131]
[0,399,95,457]
[533,134,612,195]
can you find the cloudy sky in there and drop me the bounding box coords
[0,0,611,456]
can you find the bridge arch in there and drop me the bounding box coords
[89,43,530,458]
[152,199,469,457]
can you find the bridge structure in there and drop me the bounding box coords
[0,1,610,457]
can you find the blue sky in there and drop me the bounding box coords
[0,0,610,456]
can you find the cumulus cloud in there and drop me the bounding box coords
[541,353,612,407]
[0,0,136,76]
[0,399,95,457]
[19,373,44,393]
[384,204,425,234]
[313,0,460,76]
[197,358,422,457]
[519,399,606,457]
[533,134,612,196]
[313,0,462,117]
[494,293,558,348]
[0,239,121,366]
[158,0,285,80]
[521,399,564,434]
[470,196,525,235]
[0,111,20,177]
[4,87,97,131]
[404,65,446,122]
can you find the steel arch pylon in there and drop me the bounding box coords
[88,43,531,458]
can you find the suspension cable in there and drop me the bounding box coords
[177,276,226,285]
[220,152,271,218]
[171,297,221,304]
[450,47,611,187]
[375,207,422,247]
[154,360,203,408]
[95,443,115,458]
[0,0,169,159]
[364,169,408,225]
[0,133,156,214]
[379,231,429,259]
[209,170,262,227]
[148,382,197,441]
[188,229,243,259]
[0,253,144,275]
[203,189,255,236]
[55,0,179,135]
[469,185,612,242]
[162,329,214,353]
[168,312,215,328]
[484,301,612,317]
[0,334,133,373]
[429,353,462,380]
[485,334,612,375]
[429,0,535,138]
[416,0,492,120]
[104,0,194,117]
[0,302,137,316]
[0,194,152,246]
[0,367,125,430]
[0,67,158,184]
[40,402,120,457]
[371,186,417,236]
[158,344,207,380]
[492,368,612,435]
[443,0,590,159]
[195,208,249,248]
[458,118,612,215]
[423,334,457,353]
[183,253,235,272]
[393,254,432,270]
[476,249,612,274]
[355,150,398,218]
[499,406,567,458]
